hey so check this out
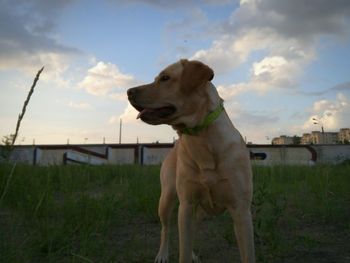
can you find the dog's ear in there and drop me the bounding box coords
[180,59,214,93]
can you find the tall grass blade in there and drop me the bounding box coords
[0,162,16,203]
[12,66,44,146]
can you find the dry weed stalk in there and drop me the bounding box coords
[0,67,44,203]
[12,66,44,146]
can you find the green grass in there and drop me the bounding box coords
[252,165,350,262]
[0,164,349,263]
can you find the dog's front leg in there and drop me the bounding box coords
[228,207,255,263]
[178,201,194,263]
[155,192,176,263]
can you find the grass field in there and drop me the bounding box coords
[0,163,349,263]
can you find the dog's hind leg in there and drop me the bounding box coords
[155,148,177,263]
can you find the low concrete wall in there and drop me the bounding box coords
[1,143,349,166]
[107,147,135,165]
[142,146,172,165]
[249,145,318,166]
[312,145,350,164]
[7,146,36,165]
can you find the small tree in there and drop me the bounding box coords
[0,134,15,160]
[292,135,301,145]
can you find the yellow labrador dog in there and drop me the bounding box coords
[127,59,255,263]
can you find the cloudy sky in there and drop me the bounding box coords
[1,0,350,145]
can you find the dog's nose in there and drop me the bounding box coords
[127,88,137,99]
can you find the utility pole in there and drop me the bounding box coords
[119,118,122,144]
[312,117,325,144]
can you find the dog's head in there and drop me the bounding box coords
[127,59,214,126]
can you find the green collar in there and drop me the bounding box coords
[181,102,224,136]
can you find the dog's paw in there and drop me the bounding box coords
[192,251,201,263]
[155,251,169,263]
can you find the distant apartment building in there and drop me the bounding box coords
[301,133,311,144]
[301,131,339,144]
[274,128,348,145]
[338,128,350,143]
[310,131,337,144]
[272,135,294,145]
[323,132,338,144]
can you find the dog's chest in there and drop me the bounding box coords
[199,173,228,215]
[180,136,225,203]
[181,135,217,170]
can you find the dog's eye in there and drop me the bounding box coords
[160,75,170,82]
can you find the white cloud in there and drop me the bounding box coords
[231,0,350,39]
[0,0,79,86]
[109,93,128,101]
[302,93,350,132]
[191,31,268,74]
[0,50,75,89]
[68,101,92,110]
[253,56,287,76]
[192,36,240,74]
[222,100,280,143]
[78,61,137,96]
[249,55,301,94]
[191,0,350,100]
[191,26,314,78]
[217,55,301,99]
[111,0,232,9]
[109,103,139,125]
[240,0,253,5]
[217,83,248,100]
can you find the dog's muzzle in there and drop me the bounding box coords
[127,87,176,124]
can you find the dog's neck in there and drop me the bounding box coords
[173,83,224,136]
[207,82,223,111]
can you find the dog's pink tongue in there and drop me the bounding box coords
[137,110,145,119]
[137,109,152,119]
